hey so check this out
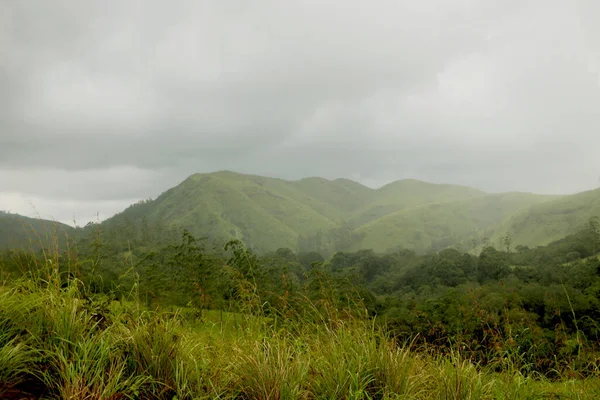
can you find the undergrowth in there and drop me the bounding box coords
[0,231,599,399]
[1,275,599,399]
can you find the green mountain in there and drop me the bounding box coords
[349,179,486,227]
[355,192,559,253]
[491,187,600,248]
[0,211,76,251]
[10,171,598,254]
[103,171,346,251]
[98,171,566,254]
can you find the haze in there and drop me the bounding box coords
[2,0,600,225]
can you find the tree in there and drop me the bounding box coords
[482,237,490,248]
[501,234,513,253]
[298,251,325,269]
[588,216,600,235]
[275,247,297,262]
[477,246,511,282]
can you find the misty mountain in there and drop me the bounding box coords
[5,171,599,255]
[491,187,600,248]
[94,171,571,254]
[0,211,76,251]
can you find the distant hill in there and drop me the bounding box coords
[0,211,76,251]
[491,187,600,248]
[6,172,600,255]
[96,171,570,254]
[10,172,598,254]
[349,179,486,227]
[356,192,560,253]
[102,171,344,251]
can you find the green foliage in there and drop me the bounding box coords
[0,299,38,398]
[2,221,600,398]
[478,247,511,282]
[0,273,597,398]
[5,193,600,397]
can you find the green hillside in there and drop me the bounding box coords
[354,192,558,253]
[491,187,600,248]
[7,171,599,254]
[290,177,373,219]
[104,171,346,251]
[0,211,76,250]
[350,179,486,226]
[96,171,574,254]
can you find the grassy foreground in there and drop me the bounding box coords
[1,272,599,400]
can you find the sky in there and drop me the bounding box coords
[2,0,600,225]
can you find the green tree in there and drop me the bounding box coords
[501,234,513,253]
[477,246,510,282]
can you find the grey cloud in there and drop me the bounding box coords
[0,167,172,201]
[2,0,600,221]
[1,1,501,164]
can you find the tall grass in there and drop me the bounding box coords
[0,232,599,399]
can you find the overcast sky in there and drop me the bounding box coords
[2,0,600,225]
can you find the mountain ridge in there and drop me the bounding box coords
[94,171,569,254]
[0,211,76,250]
[3,171,598,254]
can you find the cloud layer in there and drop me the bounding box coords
[2,0,600,223]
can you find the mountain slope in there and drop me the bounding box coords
[0,211,76,250]
[354,192,559,253]
[6,172,598,255]
[349,179,486,226]
[104,171,349,251]
[100,171,565,254]
[290,177,373,219]
[491,187,600,247]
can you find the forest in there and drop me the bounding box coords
[1,213,600,398]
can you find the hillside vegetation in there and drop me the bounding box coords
[98,171,567,254]
[4,171,600,254]
[492,187,600,247]
[0,211,75,251]
[2,216,600,398]
[355,192,560,253]
[349,179,486,227]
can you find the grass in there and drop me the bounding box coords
[1,272,599,399]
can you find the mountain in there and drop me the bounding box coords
[103,171,348,251]
[349,179,486,227]
[5,172,600,255]
[491,187,600,248]
[97,171,567,254]
[355,192,559,253]
[0,211,76,251]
